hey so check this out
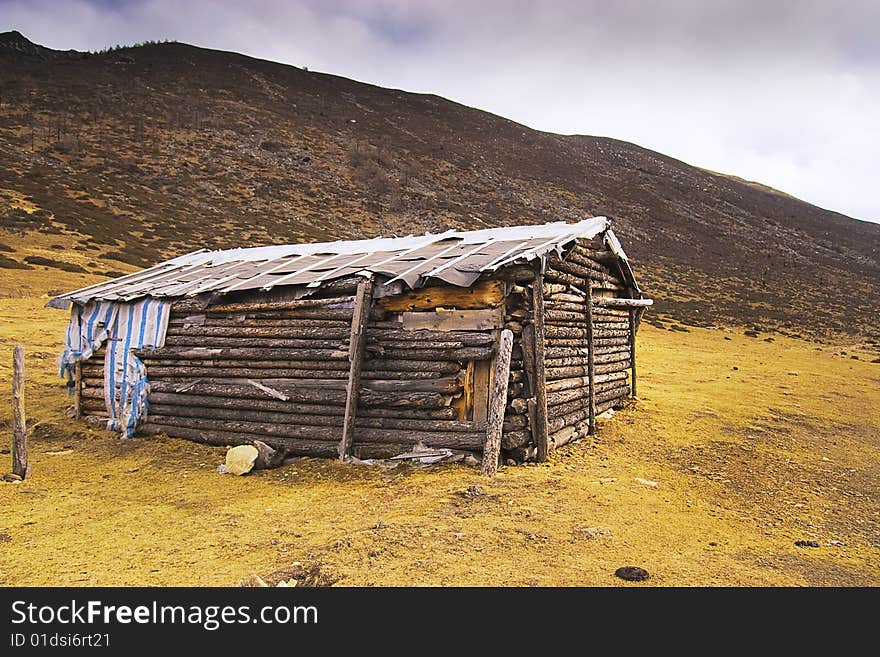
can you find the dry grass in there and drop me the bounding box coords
[0,270,877,586]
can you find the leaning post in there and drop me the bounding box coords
[12,344,28,479]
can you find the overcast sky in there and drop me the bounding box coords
[3,0,879,223]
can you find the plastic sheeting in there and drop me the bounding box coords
[60,297,171,437]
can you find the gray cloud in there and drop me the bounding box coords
[2,0,878,222]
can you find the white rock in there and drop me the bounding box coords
[634,477,658,488]
[225,445,259,476]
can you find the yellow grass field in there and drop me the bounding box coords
[0,265,878,586]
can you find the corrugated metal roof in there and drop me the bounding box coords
[49,217,632,308]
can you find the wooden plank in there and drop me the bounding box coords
[586,279,596,436]
[521,322,536,398]
[481,329,513,476]
[401,307,503,331]
[629,308,637,397]
[378,279,504,312]
[473,358,492,428]
[338,276,374,461]
[532,262,550,462]
[12,344,27,479]
[455,361,475,421]
[73,361,82,420]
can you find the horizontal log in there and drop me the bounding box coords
[207,308,355,321]
[543,337,629,349]
[175,318,352,329]
[366,329,495,346]
[143,359,352,370]
[148,404,480,434]
[165,326,351,339]
[362,370,448,380]
[206,296,355,313]
[546,293,586,304]
[368,347,495,362]
[594,297,653,308]
[148,392,459,419]
[164,336,348,349]
[544,371,627,392]
[144,359,460,379]
[148,380,455,408]
[149,404,343,427]
[546,360,631,380]
[546,309,589,323]
[593,351,631,365]
[81,399,106,412]
[545,326,629,339]
[144,414,485,449]
[143,355,471,371]
[569,245,615,264]
[138,347,351,361]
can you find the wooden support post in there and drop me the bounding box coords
[338,276,374,461]
[482,329,514,476]
[586,285,596,435]
[629,308,637,398]
[12,344,27,479]
[531,262,550,461]
[74,361,82,419]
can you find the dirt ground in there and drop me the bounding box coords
[1,281,877,587]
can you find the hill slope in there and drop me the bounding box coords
[1,32,878,341]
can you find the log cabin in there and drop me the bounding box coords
[49,217,652,473]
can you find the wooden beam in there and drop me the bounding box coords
[378,279,504,312]
[629,308,637,398]
[74,361,82,419]
[586,281,596,435]
[401,308,503,331]
[338,276,375,461]
[207,296,355,314]
[594,297,654,308]
[12,344,27,479]
[531,262,550,461]
[481,328,514,476]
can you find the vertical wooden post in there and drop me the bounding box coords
[338,276,374,461]
[531,262,550,462]
[629,307,637,398]
[73,361,83,419]
[12,344,27,479]
[481,329,513,476]
[586,284,596,435]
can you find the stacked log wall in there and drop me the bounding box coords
[80,346,108,421]
[138,281,500,459]
[540,237,633,449]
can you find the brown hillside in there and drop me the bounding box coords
[1,33,878,341]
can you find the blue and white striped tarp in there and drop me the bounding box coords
[61,297,171,437]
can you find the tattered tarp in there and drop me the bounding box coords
[61,297,171,437]
[47,217,641,308]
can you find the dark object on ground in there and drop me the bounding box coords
[615,566,649,581]
[744,330,760,338]
[795,540,820,548]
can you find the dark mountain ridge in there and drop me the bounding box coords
[1,31,878,340]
